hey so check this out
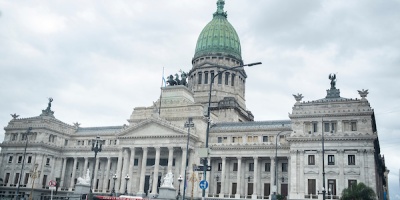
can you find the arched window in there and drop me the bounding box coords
[231,74,235,86]
[225,72,230,85]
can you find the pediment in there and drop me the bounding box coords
[119,117,187,138]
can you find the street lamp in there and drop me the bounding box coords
[124,174,130,195]
[177,175,183,200]
[90,136,102,199]
[273,130,285,200]
[202,62,262,199]
[16,127,32,200]
[111,174,117,197]
[184,118,194,200]
[29,163,41,200]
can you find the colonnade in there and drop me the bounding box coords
[59,146,191,196]
[208,156,289,199]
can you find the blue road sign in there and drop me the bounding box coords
[199,180,208,190]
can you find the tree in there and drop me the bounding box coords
[340,182,377,200]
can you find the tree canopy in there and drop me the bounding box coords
[340,182,377,200]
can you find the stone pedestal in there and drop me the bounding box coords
[74,183,90,196]
[158,186,177,199]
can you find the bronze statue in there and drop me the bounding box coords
[329,74,336,89]
[180,70,188,86]
[166,75,177,86]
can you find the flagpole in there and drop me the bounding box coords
[159,67,165,115]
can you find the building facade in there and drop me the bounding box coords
[0,1,388,200]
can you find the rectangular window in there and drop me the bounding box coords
[27,156,32,164]
[313,122,318,132]
[76,162,79,169]
[218,72,222,84]
[263,136,268,142]
[24,173,30,185]
[225,72,229,85]
[77,141,80,145]
[204,72,208,84]
[351,122,357,131]
[324,123,330,132]
[328,179,336,195]
[46,158,51,166]
[14,173,20,184]
[217,137,227,143]
[282,163,288,172]
[42,175,47,188]
[18,156,23,164]
[233,163,238,171]
[218,137,222,143]
[12,134,17,141]
[328,155,335,165]
[218,163,222,171]
[348,180,357,188]
[308,155,315,165]
[5,173,10,184]
[64,140,68,146]
[198,72,202,84]
[232,137,240,143]
[348,155,355,165]
[231,74,235,86]
[249,163,254,171]
[8,156,13,163]
[265,163,271,172]
[210,71,215,84]
[308,179,316,194]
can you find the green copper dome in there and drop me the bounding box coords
[194,0,242,60]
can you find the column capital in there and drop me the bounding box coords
[253,156,258,160]
[236,157,242,160]
[142,146,148,152]
[154,146,161,151]
[168,146,174,151]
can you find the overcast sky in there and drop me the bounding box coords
[1,0,399,198]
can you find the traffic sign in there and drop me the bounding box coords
[49,186,56,190]
[194,165,211,171]
[199,180,208,190]
[49,180,57,187]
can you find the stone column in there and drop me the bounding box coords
[83,157,88,177]
[60,157,67,188]
[120,148,130,194]
[151,147,161,196]
[128,148,136,194]
[235,157,242,198]
[70,157,78,190]
[180,147,187,195]
[103,157,111,192]
[167,147,174,173]
[49,156,56,181]
[138,147,148,195]
[270,156,275,197]
[115,149,124,192]
[94,157,100,191]
[252,156,258,198]
[219,156,226,197]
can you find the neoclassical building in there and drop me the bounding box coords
[0,1,388,200]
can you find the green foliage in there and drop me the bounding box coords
[276,194,285,200]
[340,182,376,200]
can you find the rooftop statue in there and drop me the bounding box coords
[358,89,369,98]
[40,97,55,117]
[329,73,337,89]
[166,71,188,87]
[293,93,304,102]
[11,113,19,119]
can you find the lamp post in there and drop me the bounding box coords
[90,136,102,199]
[321,118,326,200]
[16,127,32,200]
[111,174,117,197]
[184,118,194,200]
[202,62,262,199]
[273,130,285,200]
[124,174,130,195]
[177,175,183,200]
[29,163,41,200]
